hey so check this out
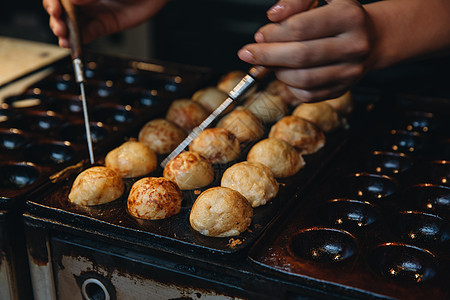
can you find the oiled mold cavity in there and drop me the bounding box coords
[402,184,450,212]
[60,122,108,144]
[422,160,449,187]
[0,163,40,189]
[366,151,413,175]
[397,111,441,134]
[91,104,136,124]
[377,130,427,155]
[289,227,357,263]
[47,96,83,115]
[119,89,161,108]
[369,243,438,284]
[321,199,378,228]
[0,129,28,150]
[23,141,75,164]
[393,211,449,245]
[341,173,397,200]
[16,111,62,132]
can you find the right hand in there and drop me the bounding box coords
[43,0,166,47]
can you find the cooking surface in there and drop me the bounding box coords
[3,48,448,298]
[249,94,450,299]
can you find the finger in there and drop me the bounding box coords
[43,0,62,18]
[267,0,318,22]
[284,82,350,103]
[49,15,67,38]
[239,36,369,69]
[259,1,365,43]
[275,62,364,91]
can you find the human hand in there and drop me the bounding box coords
[238,0,375,102]
[43,0,166,48]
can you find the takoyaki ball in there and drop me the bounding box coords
[166,98,209,132]
[221,161,278,208]
[192,86,234,115]
[217,70,257,99]
[127,177,182,220]
[189,187,253,237]
[292,102,341,133]
[216,107,265,143]
[68,166,124,206]
[163,151,214,190]
[138,118,186,155]
[189,128,240,164]
[244,91,288,123]
[105,141,157,178]
[247,138,305,178]
[323,90,354,115]
[265,80,301,106]
[269,116,325,155]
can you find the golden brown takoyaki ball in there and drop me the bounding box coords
[216,107,264,143]
[221,161,278,208]
[265,80,302,106]
[68,166,124,206]
[192,86,235,114]
[105,141,157,178]
[244,91,288,124]
[127,177,182,220]
[269,115,325,155]
[166,99,209,132]
[217,70,257,99]
[163,151,214,190]
[292,102,341,133]
[247,138,305,178]
[189,187,253,237]
[138,118,186,155]
[323,91,354,115]
[189,128,240,164]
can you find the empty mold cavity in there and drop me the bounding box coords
[23,141,75,164]
[366,151,413,175]
[0,129,28,150]
[91,104,136,124]
[397,111,440,134]
[16,111,63,132]
[119,89,161,108]
[289,227,357,263]
[369,243,438,284]
[0,162,40,189]
[393,211,449,245]
[60,122,108,144]
[47,96,83,115]
[342,173,397,200]
[402,184,450,212]
[321,199,378,228]
[377,130,428,155]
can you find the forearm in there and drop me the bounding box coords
[366,0,450,70]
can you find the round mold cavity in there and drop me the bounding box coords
[0,162,40,189]
[91,104,136,124]
[402,184,450,212]
[366,151,413,175]
[0,128,28,150]
[88,80,117,98]
[38,73,78,93]
[289,227,357,263]
[60,122,108,144]
[46,96,83,115]
[119,89,161,108]
[16,111,63,132]
[23,141,75,165]
[398,111,440,134]
[321,199,378,228]
[393,211,449,245]
[423,160,449,186]
[342,173,397,200]
[368,243,438,284]
[379,130,428,155]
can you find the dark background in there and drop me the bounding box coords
[1,0,449,97]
